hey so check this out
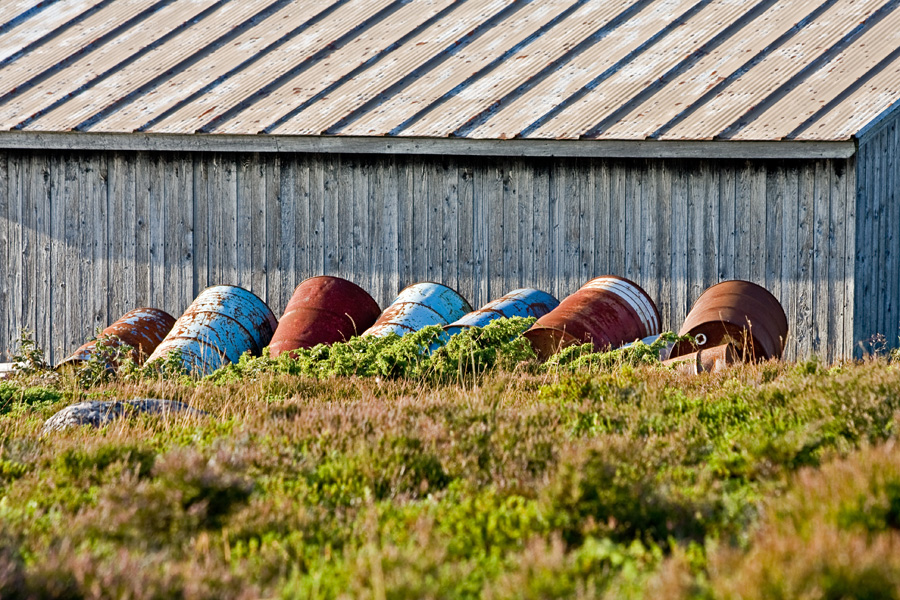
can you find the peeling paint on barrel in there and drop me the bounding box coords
[442,288,559,338]
[362,282,472,338]
[269,276,381,357]
[147,286,278,376]
[57,307,176,368]
[524,276,661,361]
[669,280,788,361]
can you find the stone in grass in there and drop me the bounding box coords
[42,398,207,434]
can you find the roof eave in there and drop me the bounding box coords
[0,131,858,160]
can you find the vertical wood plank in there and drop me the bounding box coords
[765,166,785,305]
[654,164,672,330]
[687,163,705,305]
[843,156,857,359]
[562,159,581,295]
[670,166,689,326]
[295,156,313,283]
[781,165,800,360]
[639,161,658,309]
[442,157,459,293]
[249,154,267,300]
[192,155,210,297]
[475,160,497,305]
[235,155,254,289]
[0,152,7,359]
[20,156,36,356]
[395,158,414,291]
[624,162,642,284]
[265,154,285,314]
[353,159,370,291]
[380,157,399,307]
[32,155,52,357]
[593,161,611,277]
[323,154,341,276]
[609,162,626,279]
[517,165,535,290]
[889,124,900,347]
[796,162,816,358]
[148,154,167,312]
[812,160,830,358]
[367,157,385,306]
[827,159,848,362]
[456,162,474,307]
[8,154,23,355]
[532,160,551,296]
[717,166,736,282]
[734,162,753,281]
[503,161,519,294]
[426,161,442,285]
[749,163,767,286]
[134,153,151,309]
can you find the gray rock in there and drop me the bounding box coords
[42,398,207,433]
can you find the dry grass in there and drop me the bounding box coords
[1,357,900,598]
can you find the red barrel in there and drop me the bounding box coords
[268,276,381,357]
[524,276,661,361]
[669,280,788,360]
[57,307,176,368]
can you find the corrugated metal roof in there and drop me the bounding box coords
[0,0,898,141]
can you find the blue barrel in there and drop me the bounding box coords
[362,282,472,338]
[146,286,278,376]
[443,288,559,338]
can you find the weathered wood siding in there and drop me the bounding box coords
[0,150,855,363]
[856,111,900,355]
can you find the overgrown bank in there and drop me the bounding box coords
[3,354,900,598]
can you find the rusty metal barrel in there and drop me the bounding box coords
[147,286,278,376]
[524,276,661,361]
[669,280,788,360]
[362,282,472,338]
[662,343,740,375]
[56,307,176,368]
[268,276,381,357]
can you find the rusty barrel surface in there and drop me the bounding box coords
[669,280,788,360]
[524,276,661,361]
[661,343,740,375]
[57,307,176,368]
[269,276,381,357]
[147,285,278,376]
[362,282,472,338]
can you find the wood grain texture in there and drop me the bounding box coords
[0,150,865,362]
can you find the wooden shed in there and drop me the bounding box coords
[1,0,899,363]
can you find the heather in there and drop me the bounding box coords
[2,341,900,597]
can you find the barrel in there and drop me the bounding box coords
[524,276,661,361]
[146,286,278,376]
[668,280,788,360]
[362,282,472,338]
[442,288,559,338]
[661,343,740,375]
[56,307,176,368]
[268,276,381,357]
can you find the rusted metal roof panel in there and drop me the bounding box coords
[0,0,898,142]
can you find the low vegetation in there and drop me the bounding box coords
[2,325,900,598]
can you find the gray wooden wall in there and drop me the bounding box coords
[856,113,900,355]
[0,149,856,364]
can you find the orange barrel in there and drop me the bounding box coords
[669,280,788,360]
[268,276,381,357]
[661,343,740,375]
[56,307,176,368]
[524,276,661,361]
[147,286,278,376]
